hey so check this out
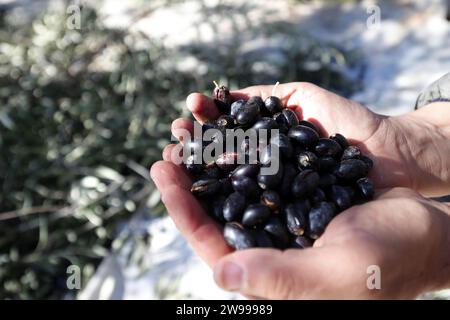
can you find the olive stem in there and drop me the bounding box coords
[272,81,280,97]
[213,80,220,90]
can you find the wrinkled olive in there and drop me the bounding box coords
[356,177,374,200]
[297,151,319,170]
[341,145,361,160]
[261,190,282,213]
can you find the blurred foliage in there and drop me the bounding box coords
[0,2,360,299]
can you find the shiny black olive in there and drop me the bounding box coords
[308,202,336,239]
[272,112,289,134]
[341,145,361,160]
[315,138,342,157]
[264,96,283,114]
[223,192,247,222]
[257,163,284,190]
[230,99,246,118]
[288,125,319,148]
[285,202,308,236]
[231,176,260,198]
[298,120,319,134]
[291,169,320,198]
[191,179,221,197]
[297,151,319,170]
[270,133,293,159]
[230,164,260,180]
[282,109,299,128]
[220,177,234,194]
[264,216,290,247]
[259,143,280,165]
[224,222,256,250]
[261,190,282,213]
[330,133,349,150]
[336,159,369,181]
[252,117,279,132]
[236,102,260,127]
[356,177,375,200]
[242,204,271,227]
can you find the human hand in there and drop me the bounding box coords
[150,82,450,299]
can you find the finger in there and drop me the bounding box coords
[150,161,232,266]
[187,93,220,123]
[171,118,194,143]
[231,83,299,106]
[213,245,375,299]
[162,144,177,161]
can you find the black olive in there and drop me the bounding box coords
[360,155,374,170]
[291,236,314,249]
[252,230,274,248]
[220,177,234,195]
[341,145,361,160]
[216,115,236,129]
[282,109,299,128]
[259,143,279,166]
[257,163,284,190]
[223,222,256,250]
[297,151,319,170]
[356,177,375,200]
[230,99,246,118]
[223,192,247,222]
[291,169,320,198]
[215,152,238,172]
[230,164,260,180]
[272,112,289,134]
[231,176,260,198]
[318,173,337,188]
[264,96,283,114]
[191,179,221,197]
[270,133,293,159]
[330,133,349,150]
[308,202,336,239]
[317,156,338,173]
[260,190,282,213]
[285,202,309,236]
[185,154,203,175]
[288,125,319,148]
[264,216,290,247]
[315,138,342,157]
[310,188,327,205]
[336,159,369,181]
[298,120,319,134]
[236,102,260,127]
[252,117,279,132]
[329,185,353,211]
[242,203,271,227]
[202,120,217,133]
[210,196,226,223]
[279,162,298,197]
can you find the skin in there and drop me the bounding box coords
[150,82,450,299]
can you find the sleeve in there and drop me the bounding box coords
[415,73,450,109]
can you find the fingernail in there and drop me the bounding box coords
[216,262,243,291]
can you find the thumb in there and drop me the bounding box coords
[212,247,336,299]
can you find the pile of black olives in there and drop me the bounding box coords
[185,83,374,250]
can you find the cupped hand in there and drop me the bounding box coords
[150,82,450,299]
